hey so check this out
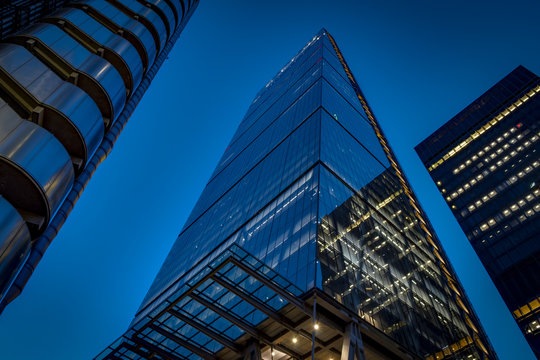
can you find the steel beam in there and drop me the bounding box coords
[147,323,216,360]
[168,308,242,353]
[189,291,302,359]
[229,257,307,311]
[129,337,186,360]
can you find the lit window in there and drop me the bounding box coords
[503,144,510,149]
[488,219,496,226]
[480,223,489,231]
[519,199,526,206]
[464,183,470,190]
[504,132,509,137]
[526,209,534,216]
[482,195,489,202]
[489,165,496,171]
[472,155,478,161]
[518,172,525,178]
[497,137,503,142]
[466,160,472,165]
[503,209,511,216]
[479,150,485,156]
[526,194,534,201]
[511,204,519,211]
[468,205,476,211]
[489,191,496,197]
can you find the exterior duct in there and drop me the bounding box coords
[0,0,198,311]
[0,196,32,303]
[0,43,105,170]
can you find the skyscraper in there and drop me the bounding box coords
[0,0,198,311]
[97,30,496,360]
[416,66,540,357]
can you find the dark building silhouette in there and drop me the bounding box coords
[416,66,540,357]
[97,30,496,360]
[0,0,198,311]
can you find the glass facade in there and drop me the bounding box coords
[101,30,496,360]
[416,66,540,357]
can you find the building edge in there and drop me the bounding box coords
[324,29,498,359]
[0,0,200,314]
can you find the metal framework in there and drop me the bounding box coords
[96,245,420,360]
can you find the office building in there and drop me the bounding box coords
[97,29,496,360]
[416,66,540,357]
[0,0,198,311]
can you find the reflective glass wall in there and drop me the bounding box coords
[136,30,496,360]
[417,66,540,356]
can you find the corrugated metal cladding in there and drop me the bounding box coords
[0,0,198,308]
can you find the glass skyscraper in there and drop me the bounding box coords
[98,29,496,360]
[416,66,540,357]
[0,0,198,312]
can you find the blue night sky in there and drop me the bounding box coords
[0,1,538,359]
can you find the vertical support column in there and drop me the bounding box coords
[312,296,317,360]
[243,341,262,360]
[341,322,365,360]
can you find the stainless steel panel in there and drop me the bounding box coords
[0,43,104,166]
[115,0,167,50]
[16,23,127,121]
[0,196,31,302]
[0,102,74,230]
[163,0,182,28]
[78,0,157,68]
[137,0,176,39]
[49,7,143,92]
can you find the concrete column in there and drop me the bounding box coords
[341,322,366,360]
[243,341,262,360]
